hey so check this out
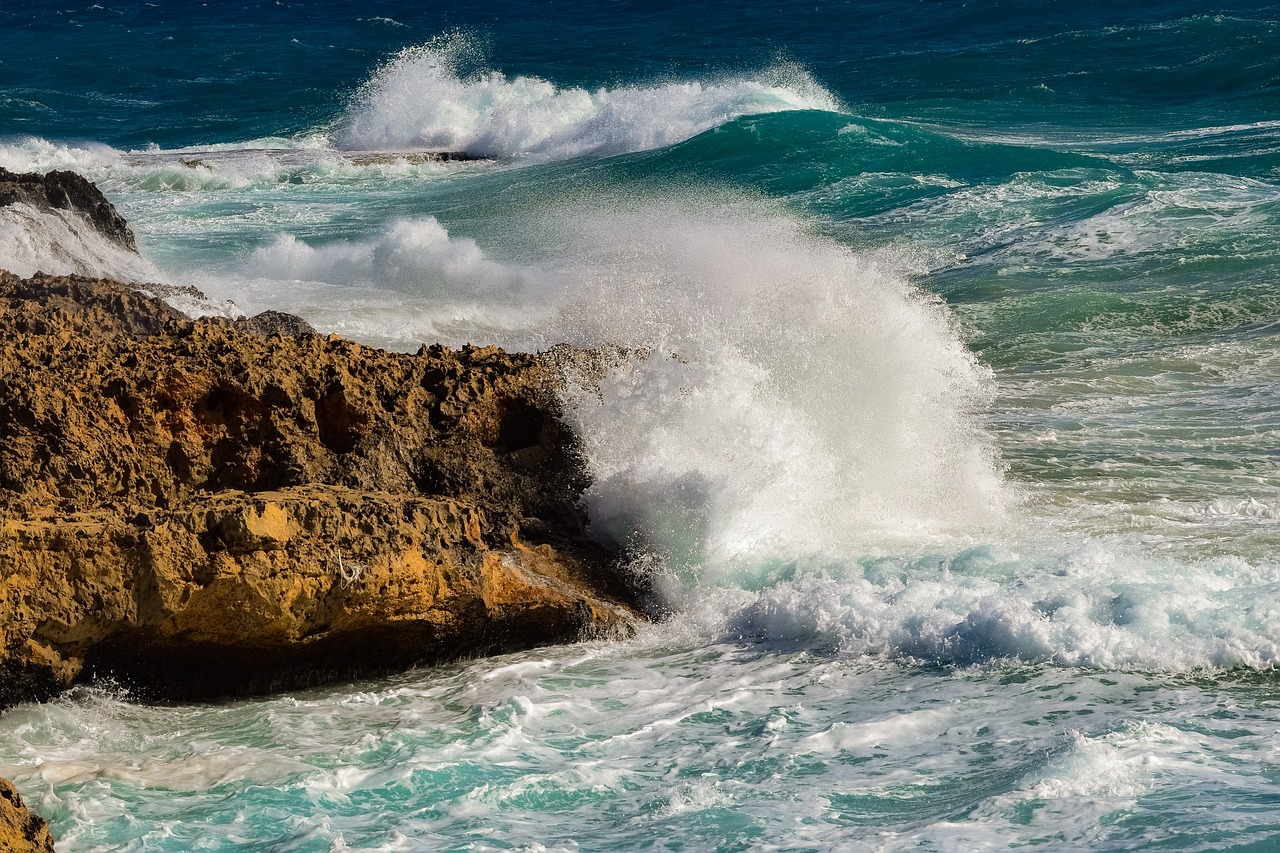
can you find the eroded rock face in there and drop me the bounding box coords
[0,167,136,252]
[0,271,637,705]
[0,778,54,853]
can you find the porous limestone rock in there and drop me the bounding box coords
[0,271,637,705]
[0,778,54,853]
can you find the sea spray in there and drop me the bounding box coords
[229,198,1007,579]
[541,203,1006,583]
[0,203,162,282]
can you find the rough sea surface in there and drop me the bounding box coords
[3,2,1280,850]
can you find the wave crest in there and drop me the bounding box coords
[336,36,841,160]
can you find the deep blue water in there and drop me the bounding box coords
[6,1,1280,146]
[4,2,1280,850]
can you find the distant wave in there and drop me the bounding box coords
[335,35,842,160]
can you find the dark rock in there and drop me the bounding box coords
[236,309,318,339]
[0,167,136,252]
[343,150,493,165]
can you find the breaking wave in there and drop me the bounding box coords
[335,36,841,160]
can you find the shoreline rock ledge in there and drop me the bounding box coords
[0,270,641,708]
[0,779,54,853]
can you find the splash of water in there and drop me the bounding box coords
[0,203,162,282]
[234,198,1006,584]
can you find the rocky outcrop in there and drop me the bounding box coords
[0,167,136,252]
[0,779,54,853]
[0,271,638,705]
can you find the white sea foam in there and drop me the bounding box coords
[0,136,467,205]
[882,168,1280,275]
[0,137,124,175]
[1033,172,1280,264]
[335,36,841,160]
[727,535,1280,671]
[3,636,1278,850]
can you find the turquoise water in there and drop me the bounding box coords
[3,2,1280,849]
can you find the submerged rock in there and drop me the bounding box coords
[0,271,638,705]
[0,167,136,252]
[0,778,54,853]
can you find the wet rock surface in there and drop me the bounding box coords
[0,271,638,706]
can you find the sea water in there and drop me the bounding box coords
[3,2,1280,850]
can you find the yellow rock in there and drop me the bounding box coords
[0,272,642,705]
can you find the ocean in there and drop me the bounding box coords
[3,1,1280,849]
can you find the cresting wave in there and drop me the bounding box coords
[335,37,842,159]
